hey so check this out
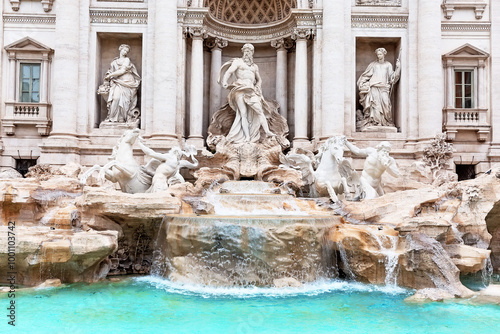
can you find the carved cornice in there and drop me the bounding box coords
[40,0,54,12]
[90,10,148,25]
[351,15,408,29]
[441,22,491,32]
[10,0,54,12]
[442,0,487,20]
[202,9,319,44]
[3,14,56,24]
[356,0,401,6]
[184,8,208,26]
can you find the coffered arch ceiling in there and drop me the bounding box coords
[205,0,297,25]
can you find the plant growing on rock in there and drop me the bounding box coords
[423,134,455,182]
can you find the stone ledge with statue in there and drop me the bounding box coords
[196,43,295,188]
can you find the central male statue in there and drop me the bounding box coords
[219,43,276,143]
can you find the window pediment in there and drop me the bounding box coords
[443,43,489,59]
[5,37,53,54]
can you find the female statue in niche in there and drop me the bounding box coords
[98,44,141,124]
[357,47,401,130]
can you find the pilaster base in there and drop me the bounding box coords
[186,137,205,149]
[39,135,81,165]
[292,138,313,151]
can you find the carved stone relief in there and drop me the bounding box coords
[205,0,297,25]
[356,0,401,6]
[10,0,54,12]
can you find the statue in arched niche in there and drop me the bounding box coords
[98,44,141,126]
[357,47,401,131]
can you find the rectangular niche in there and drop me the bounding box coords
[355,37,402,132]
[95,33,143,128]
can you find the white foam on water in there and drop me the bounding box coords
[133,276,408,299]
[204,187,311,217]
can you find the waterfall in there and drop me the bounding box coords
[372,233,400,286]
[481,257,493,287]
[151,216,169,277]
[337,241,355,280]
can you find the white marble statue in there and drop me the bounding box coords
[280,136,359,202]
[218,43,276,143]
[344,140,399,199]
[137,140,199,193]
[98,44,141,124]
[80,129,153,193]
[357,47,401,129]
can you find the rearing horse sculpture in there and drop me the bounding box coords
[80,129,153,193]
[280,136,360,202]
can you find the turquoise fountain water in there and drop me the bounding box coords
[2,277,500,334]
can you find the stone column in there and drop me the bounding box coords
[445,62,453,109]
[207,38,228,121]
[478,61,486,109]
[40,54,49,103]
[151,0,178,142]
[417,0,443,140]
[292,28,312,146]
[187,27,207,148]
[176,12,187,137]
[49,0,80,138]
[39,0,80,164]
[489,0,500,159]
[321,0,344,139]
[7,52,16,102]
[271,38,290,119]
[312,11,323,142]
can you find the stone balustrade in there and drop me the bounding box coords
[2,102,51,136]
[443,107,490,141]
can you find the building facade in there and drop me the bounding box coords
[0,0,499,178]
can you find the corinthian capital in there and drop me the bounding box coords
[291,28,315,41]
[206,37,228,50]
[184,26,208,40]
[271,38,293,51]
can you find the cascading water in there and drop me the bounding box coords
[150,181,348,287]
[481,257,494,287]
[372,233,400,286]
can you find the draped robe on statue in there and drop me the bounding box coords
[219,59,275,143]
[106,58,141,122]
[357,60,399,127]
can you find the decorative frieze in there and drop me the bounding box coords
[203,10,318,43]
[90,10,148,25]
[356,0,401,7]
[3,14,56,25]
[441,22,491,32]
[351,15,408,29]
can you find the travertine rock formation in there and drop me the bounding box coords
[0,163,499,297]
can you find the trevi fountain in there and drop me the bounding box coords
[1,41,500,333]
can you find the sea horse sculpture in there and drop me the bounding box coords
[80,129,199,194]
[80,129,153,193]
[280,136,360,202]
